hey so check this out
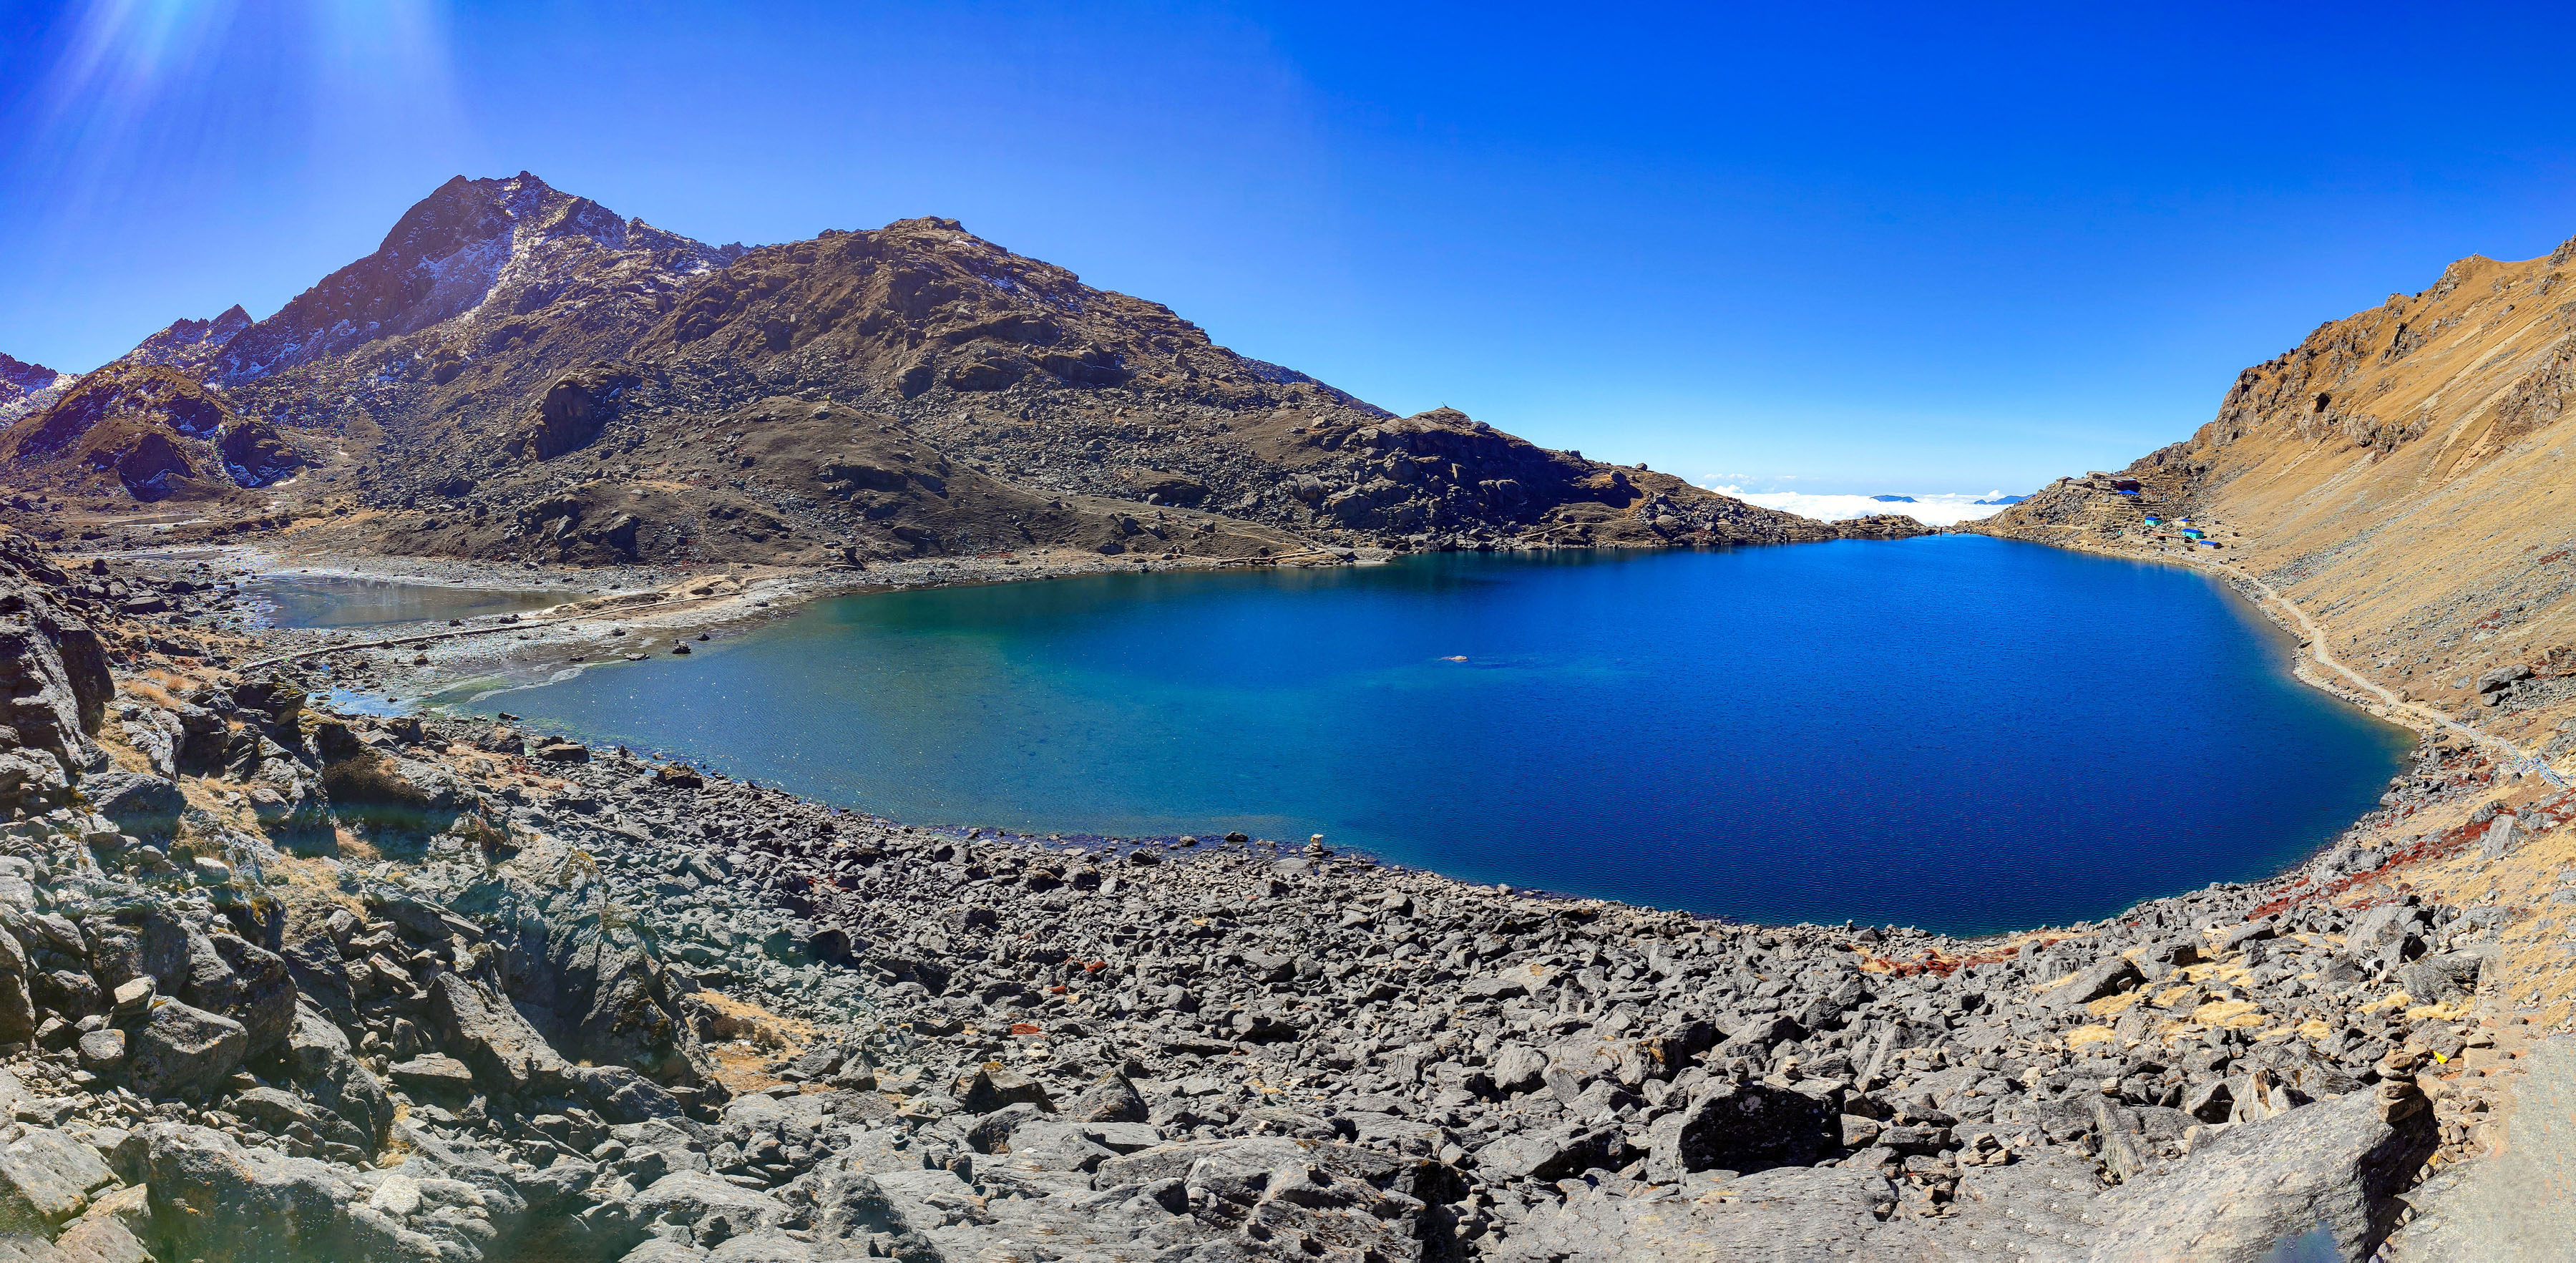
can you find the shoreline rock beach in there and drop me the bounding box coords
[0,529,2560,1262]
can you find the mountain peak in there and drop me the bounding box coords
[217,172,731,384]
[0,351,73,425]
[119,306,256,373]
[0,351,59,394]
[0,172,1932,559]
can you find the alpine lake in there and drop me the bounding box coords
[416,536,2411,936]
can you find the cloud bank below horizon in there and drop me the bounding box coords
[1707,487,2018,527]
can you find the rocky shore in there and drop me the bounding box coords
[0,537,2562,1261]
[84,541,1409,706]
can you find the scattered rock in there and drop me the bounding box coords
[127,1003,247,1099]
[2084,1087,2437,1262]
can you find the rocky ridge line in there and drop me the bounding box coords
[0,353,72,429]
[1,174,1932,567]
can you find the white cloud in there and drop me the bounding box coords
[1706,486,2017,527]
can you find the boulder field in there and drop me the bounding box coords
[0,537,2552,1262]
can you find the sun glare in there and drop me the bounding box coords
[24,0,465,216]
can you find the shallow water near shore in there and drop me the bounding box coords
[247,573,575,628]
[449,536,2411,934]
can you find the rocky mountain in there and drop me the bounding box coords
[3,175,1924,561]
[114,305,252,374]
[211,172,742,387]
[1974,237,2576,761]
[0,364,299,503]
[0,351,72,426]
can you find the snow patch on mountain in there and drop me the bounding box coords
[118,306,255,373]
[0,352,74,425]
[213,172,738,385]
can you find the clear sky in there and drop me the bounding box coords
[8,1,2576,494]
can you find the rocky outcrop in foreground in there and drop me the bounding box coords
[479,738,2497,1262]
[0,536,2532,1261]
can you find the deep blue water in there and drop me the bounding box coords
[452,537,2411,935]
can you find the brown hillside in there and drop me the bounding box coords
[1977,238,2576,761]
[276,391,1313,567]
[24,175,1923,562]
[1,364,298,503]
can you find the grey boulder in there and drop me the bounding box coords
[76,1028,127,1075]
[2399,952,2484,1003]
[957,1063,1053,1114]
[1491,1043,1550,1095]
[2050,956,2145,1008]
[629,1171,788,1249]
[0,1125,117,1231]
[428,972,570,1093]
[80,769,184,835]
[1093,1136,1464,1259]
[127,1001,247,1098]
[1065,1069,1148,1123]
[1497,1164,1896,1262]
[2082,1086,2437,1262]
[776,1159,929,1244]
[1644,1079,1837,1182]
[1478,1127,1612,1183]
[286,1002,394,1149]
[137,1123,372,1262]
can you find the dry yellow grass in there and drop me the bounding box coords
[1976,238,2576,1033]
[1994,238,2576,753]
[691,989,815,1094]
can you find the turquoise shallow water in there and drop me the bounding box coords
[449,537,2413,935]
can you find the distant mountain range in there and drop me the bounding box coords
[1870,492,2025,505]
[0,172,1926,562]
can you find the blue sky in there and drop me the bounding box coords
[8,1,2576,494]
